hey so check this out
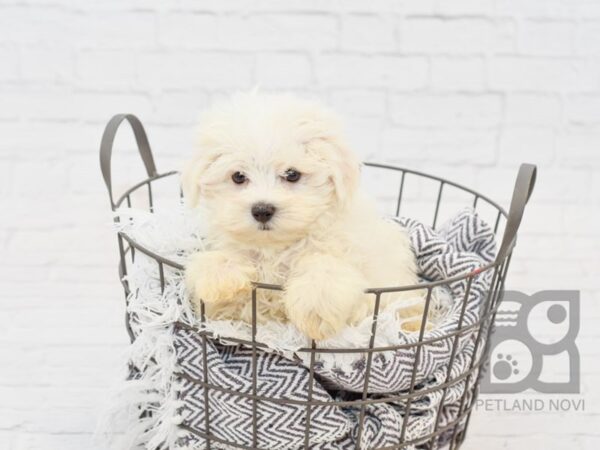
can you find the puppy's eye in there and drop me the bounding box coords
[231,171,247,184]
[284,168,301,183]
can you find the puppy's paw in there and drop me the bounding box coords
[185,250,255,306]
[289,305,344,341]
[283,254,370,341]
[284,277,363,341]
[396,296,433,333]
[400,318,433,333]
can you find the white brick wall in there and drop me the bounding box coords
[0,1,599,449]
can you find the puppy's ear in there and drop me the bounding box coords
[180,152,221,207]
[306,136,361,205]
[298,105,361,205]
[331,139,361,205]
[182,105,228,207]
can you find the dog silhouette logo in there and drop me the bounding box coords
[480,290,580,394]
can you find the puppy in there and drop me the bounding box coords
[182,93,422,340]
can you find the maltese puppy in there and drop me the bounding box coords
[182,93,422,340]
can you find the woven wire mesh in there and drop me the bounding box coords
[101,115,534,450]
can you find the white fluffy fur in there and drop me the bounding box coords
[182,93,423,340]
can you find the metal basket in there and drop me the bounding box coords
[100,114,536,449]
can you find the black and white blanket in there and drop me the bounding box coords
[101,208,496,450]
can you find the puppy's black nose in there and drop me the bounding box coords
[251,202,276,223]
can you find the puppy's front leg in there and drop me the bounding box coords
[185,250,255,308]
[283,254,369,341]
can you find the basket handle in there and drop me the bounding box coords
[495,163,537,264]
[99,114,158,210]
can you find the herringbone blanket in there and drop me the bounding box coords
[102,208,496,450]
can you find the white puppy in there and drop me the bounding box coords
[182,93,422,340]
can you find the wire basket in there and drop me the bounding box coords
[100,114,536,450]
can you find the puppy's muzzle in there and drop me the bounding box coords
[251,202,276,223]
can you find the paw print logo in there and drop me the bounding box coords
[493,354,519,380]
[485,338,532,387]
[481,290,580,394]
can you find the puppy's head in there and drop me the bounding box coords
[182,93,360,246]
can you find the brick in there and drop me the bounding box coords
[241,0,430,13]
[334,0,431,13]
[8,305,119,328]
[529,167,589,202]
[0,7,75,45]
[473,167,528,204]
[563,204,600,237]
[435,0,494,15]
[0,88,78,121]
[148,90,209,125]
[430,57,486,91]
[498,127,556,165]
[515,235,570,259]
[381,127,497,165]
[125,0,250,11]
[11,161,69,197]
[0,411,24,430]
[401,18,516,54]
[489,57,600,91]
[20,45,74,82]
[256,53,312,88]
[557,128,600,167]
[494,19,519,53]
[28,408,100,434]
[16,432,106,450]
[494,0,581,18]
[6,224,116,266]
[566,94,600,125]
[72,92,153,121]
[0,121,101,156]
[77,12,156,48]
[158,12,219,48]
[593,170,600,203]
[341,116,385,160]
[164,0,337,13]
[217,14,338,50]
[567,236,600,260]
[330,90,386,117]
[75,50,136,88]
[0,46,19,81]
[137,51,254,89]
[519,20,574,56]
[389,94,502,128]
[4,325,125,346]
[505,94,562,126]
[577,3,600,19]
[340,14,396,51]
[0,161,12,195]
[315,54,428,89]
[234,0,424,14]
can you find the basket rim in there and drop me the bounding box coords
[113,162,508,293]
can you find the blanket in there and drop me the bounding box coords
[100,207,496,450]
